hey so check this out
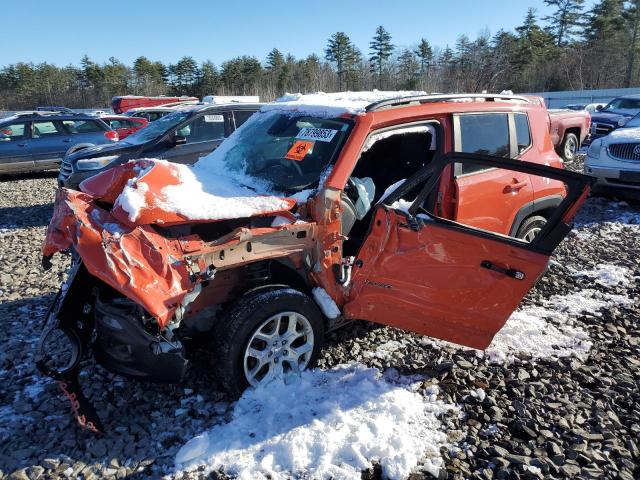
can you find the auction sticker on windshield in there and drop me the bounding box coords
[296,127,337,143]
[285,140,314,161]
[204,115,224,123]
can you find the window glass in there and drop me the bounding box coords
[178,114,225,143]
[0,122,27,141]
[62,120,102,134]
[33,121,64,137]
[233,110,255,129]
[457,113,510,174]
[514,113,531,153]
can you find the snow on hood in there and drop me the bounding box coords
[600,126,640,143]
[261,90,426,118]
[106,159,295,225]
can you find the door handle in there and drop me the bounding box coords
[504,179,527,193]
[481,260,525,280]
[17,143,27,147]
[62,139,71,143]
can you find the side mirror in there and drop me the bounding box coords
[173,135,187,146]
[596,105,603,111]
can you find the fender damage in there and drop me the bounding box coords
[38,159,324,431]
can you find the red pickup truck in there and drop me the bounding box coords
[38,92,592,431]
[548,108,591,162]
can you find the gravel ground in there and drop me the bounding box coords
[0,167,639,480]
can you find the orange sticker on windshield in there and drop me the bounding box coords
[285,140,314,161]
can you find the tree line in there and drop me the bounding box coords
[1,0,639,110]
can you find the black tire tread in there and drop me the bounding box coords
[211,287,324,397]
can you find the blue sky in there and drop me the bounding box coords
[1,0,596,67]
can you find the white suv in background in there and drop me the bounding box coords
[585,114,640,193]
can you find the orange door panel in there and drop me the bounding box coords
[343,208,549,349]
[454,168,534,236]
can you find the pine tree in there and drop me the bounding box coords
[543,0,585,46]
[325,32,359,90]
[624,0,640,86]
[369,26,394,88]
[266,49,285,71]
[414,38,433,74]
[397,49,420,89]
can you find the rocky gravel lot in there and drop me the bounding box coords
[0,167,639,480]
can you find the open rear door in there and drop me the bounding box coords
[343,153,593,350]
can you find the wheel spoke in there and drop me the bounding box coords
[246,347,268,361]
[290,342,312,360]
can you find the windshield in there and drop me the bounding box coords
[122,111,190,145]
[603,98,640,113]
[624,113,640,128]
[203,111,351,192]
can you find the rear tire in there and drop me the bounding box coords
[212,287,324,397]
[560,133,579,162]
[516,215,547,243]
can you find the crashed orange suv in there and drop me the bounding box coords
[37,92,593,431]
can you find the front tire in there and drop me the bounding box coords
[516,215,547,243]
[212,288,324,397]
[560,133,579,162]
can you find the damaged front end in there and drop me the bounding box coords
[36,160,321,431]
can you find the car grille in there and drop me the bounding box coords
[59,159,72,181]
[591,122,615,137]
[608,143,640,161]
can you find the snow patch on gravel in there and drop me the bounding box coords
[175,364,455,480]
[483,287,632,363]
[572,264,633,287]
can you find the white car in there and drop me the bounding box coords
[585,114,640,192]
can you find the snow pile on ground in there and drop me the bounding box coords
[262,91,426,118]
[482,286,632,363]
[175,364,455,480]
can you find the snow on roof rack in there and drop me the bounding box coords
[365,93,533,112]
[202,95,260,104]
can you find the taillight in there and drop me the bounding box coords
[105,130,119,142]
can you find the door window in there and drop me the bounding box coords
[514,113,531,154]
[233,110,255,129]
[32,121,66,138]
[382,154,582,249]
[0,122,27,141]
[455,113,510,175]
[178,114,225,143]
[61,120,102,134]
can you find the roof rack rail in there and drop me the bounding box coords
[365,93,532,112]
[13,110,85,118]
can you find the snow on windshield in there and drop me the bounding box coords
[262,90,426,118]
[175,364,456,480]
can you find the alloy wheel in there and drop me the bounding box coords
[243,311,314,387]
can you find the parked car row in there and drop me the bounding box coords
[36,91,594,431]
[0,111,118,174]
[0,98,259,175]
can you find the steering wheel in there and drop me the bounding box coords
[279,158,303,176]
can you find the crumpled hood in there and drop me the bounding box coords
[79,159,297,227]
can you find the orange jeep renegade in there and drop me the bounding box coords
[37,92,593,431]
